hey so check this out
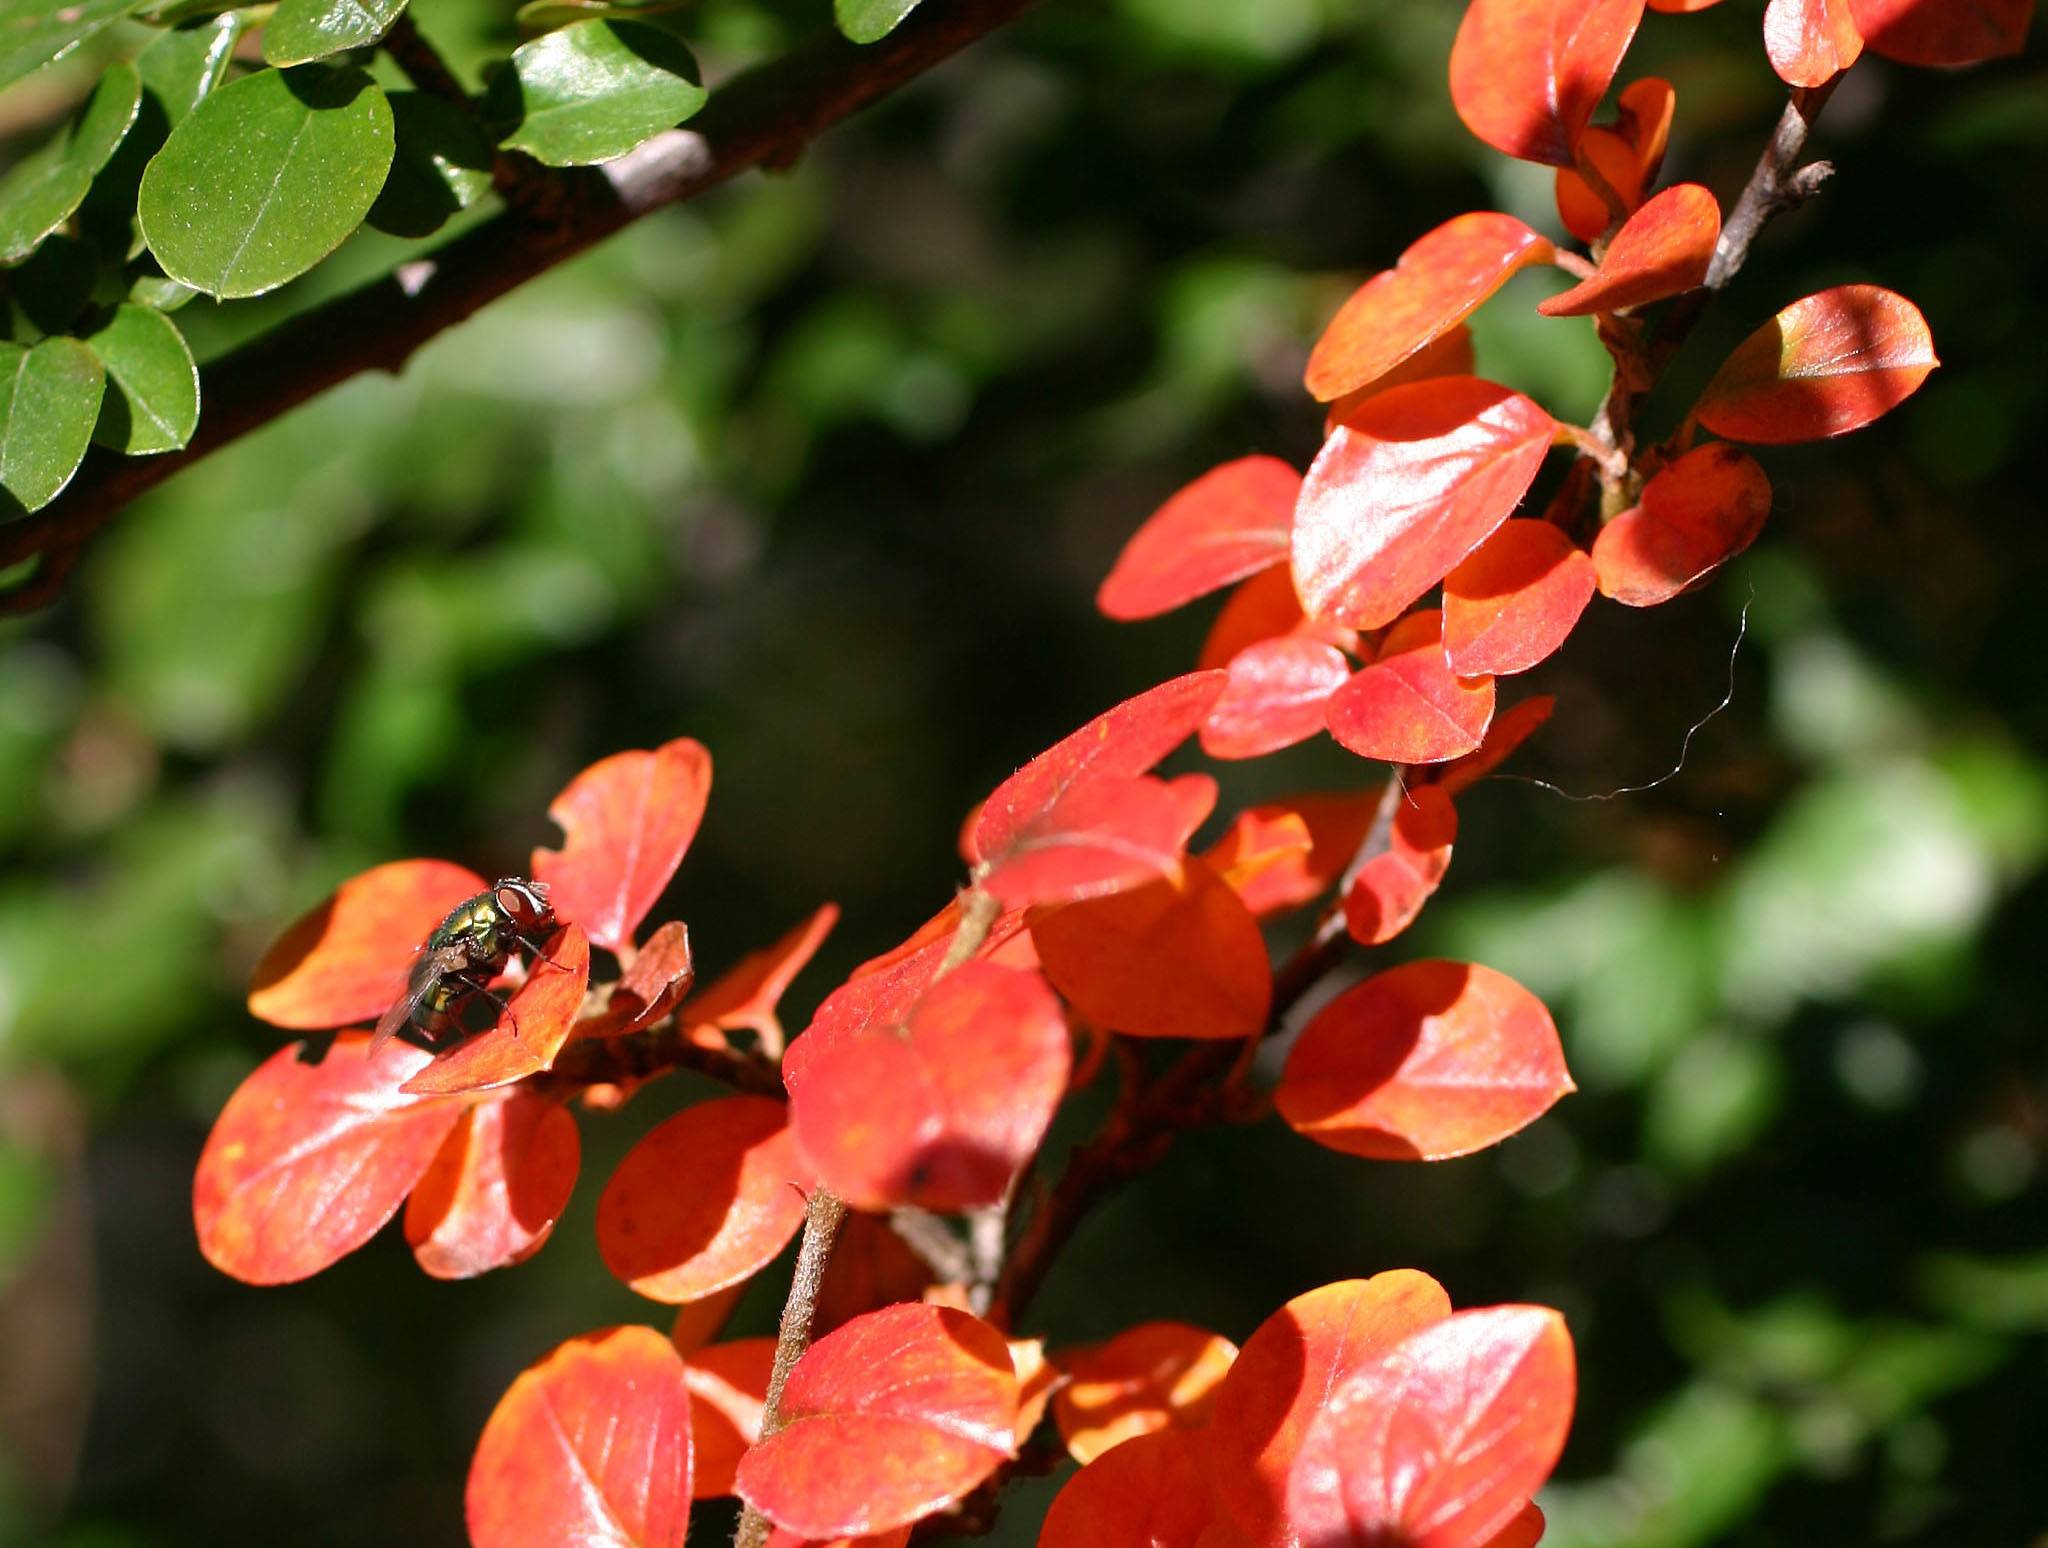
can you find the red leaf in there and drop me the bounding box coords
[1052,1322,1239,1464]
[468,1326,692,1548]
[194,1033,462,1285]
[682,905,839,1047]
[1343,786,1458,947]
[1323,326,1479,434]
[1450,0,1649,166]
[1197,566,1357,673]
[979,773,1218,909]
[1592,443,1773,607]
[1765,0,1865,83]
[1305,216,1554,402]
[1284,1307,1577,1548]
[1277,959,1572,1160]
[400,925,591,1095]
[734,1303,1019,1539]
[1538,183,1720,316]
[814,1211,940,1337]
[1033,858,1272,1041]
[672,1283,746,1354]
[532,737,712,953]
[1098,457,1301,621]
[685,1336,776,1497]
[1486,1503,1550,1548]
[1648,0,1726,9]
[403,1090,579,1279]
[1695,285,1938,443]
[1201,637,1352,759]
[1554,78,1675,243]
[1039,1429,1222,1548]
[787,962,1070,1212]
[1434,694,1557,798]
[1205,1271,1454,1548]
[1202,790,1384,919]
[973,672,1226,866]
[247,860,486,1030]
[1294,378,1555,630]
[598,1095,813,1302]
[1847,0,2031,64]
[1326,612,1497,766]
[1443,519,1596,676]
[765,1531,912,1548]
[587,919,696,1039]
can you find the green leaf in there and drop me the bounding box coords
[366,90,494,239]
[11,234,98,332]
[263,0,409,68]
[138,65,395,300]
[0,0,145,91]
[138,12,245,123]
[130,273,199,311]
[485,19,705,168]
[0,61,142,265]
[511,0,689,34]
[0,339,106,513]
[87,303,200,454]
[835,0,922,44]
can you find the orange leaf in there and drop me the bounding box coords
[1695,284,1938,443]
[1847,0,2031,65]
[1443,518,1596,676]
[1450,0,1649,166]
[1434,694,1557,798]
[685,1336,776,1497]
[400,925,590,1095]
[1032,858,1272,1041]
[1277,959,1572,1160]
[1202,790,1383,919]
[467,1326,692,1548]
[734,1303,1019,1539]
[195,1035,462,1285]
[1325,611,1497,765]
[597,1095,812,1302]
[1295,378,1555,630]
[532,737,712,952]
[765,1530,912,1548]
[247,860,486,1030]
[1343,786,1458,946]
[403,1090,579,1279]
[1098,457,1301,621]
[1592,443,1772,607]
[1039,1428,1221,1548]
[1648,0,1725,9]
[1201,637,1352,759]
[1554,78,1675,243]
[1538,183,1720,316]
[1305,216,1553,402]
[1205,1271,1454,1548]
[1011,1338,1062,1439]
[1197,565,1358,673]
[1765,0,1865,83]
[979,773,1218,909]
[1284,1307,1576,1548]
[972,672,1226,865]
[815,1212,941,1337]
[1486,1503,1550,1548]
[671,1283,745,1354]
[683,905,839,1047]
[1323,326,1478,433]
[1052,1321,1239,1464]
[589,919,696,1038]
[787,962,1070,1212]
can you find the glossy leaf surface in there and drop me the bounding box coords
[1538,183,1719,316]
[87,302,200,454]
[487,19,706,167]
[139,65,394,299]
[0,61,140,264]
[1592,443,1772,607]
[1695,285,1938,443]
[468,1326,692,1548]
[1323,326,1478,431]
[194,1033,461,1284]
[1278,960,1571,1160]
[248,859,486,1029]
[837,0,923,42]
[977,772,1216,909]
[685,1336,775,1497]
[263,0,406,65]
[1765,0,1865,83]
[1038,1429,1219,1548]
[597,1095,811,1303]
[1053,1321,1238,1464]
[1847,0,2031,64]
[1442,518,1595,676]
[1325,612,1496,765]
[0,338,104,512]
[1450,0,1648,165]
[734,1303,1018,1538]
[1098,456,1300,620]
[1436,694,1555,798]
[1304,215,1553,402]
[1343,786,1457,946]
[1294,378,1554,630]
[533,736,711,952]
[1203,789,1382,919]
[401,925,590,1094]
[1202,636,1352,759]
[0,0,144,89]
[403,1090,580,1278]
[1197,565,1356,673]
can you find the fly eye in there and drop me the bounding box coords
[495,887,524,916]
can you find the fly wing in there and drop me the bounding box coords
[367,945,469,1054]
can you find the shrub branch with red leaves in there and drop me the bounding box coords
[192,3,2026,1545]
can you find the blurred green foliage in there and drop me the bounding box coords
[1,1,2044,1545]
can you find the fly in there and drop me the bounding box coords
[369,877,558,1053]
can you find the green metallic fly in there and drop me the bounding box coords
[369,877,558,1053]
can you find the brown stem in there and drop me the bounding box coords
[540,1023,785,1096]
[734,1188,848,1548]
[0,0,1048,613]
[380,13,473,110]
